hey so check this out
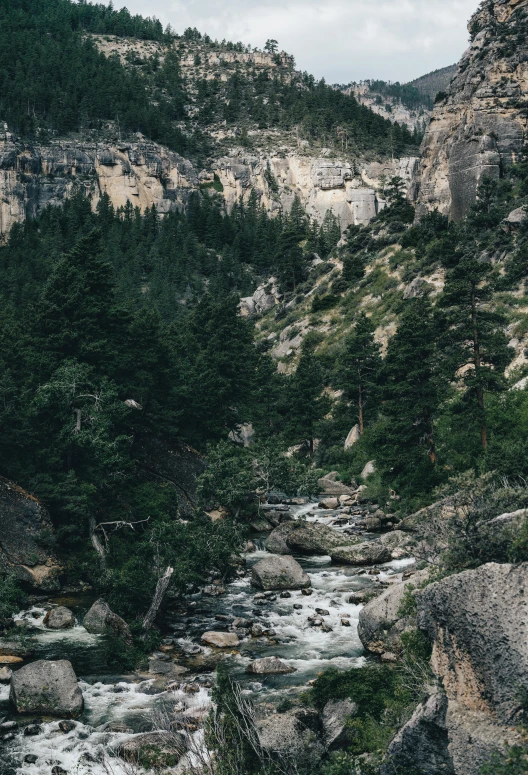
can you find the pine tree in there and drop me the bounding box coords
[287,342,330,455]
[338,313,381,435]
[438,251,513,450]
[371,298,442,494]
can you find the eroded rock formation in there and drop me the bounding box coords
[415,0,528,220]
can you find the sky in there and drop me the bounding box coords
[111,0,479,83]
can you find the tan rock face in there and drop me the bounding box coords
[415,0,528,220]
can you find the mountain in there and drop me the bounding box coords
[415,0,528,219]
[408,64,457,101]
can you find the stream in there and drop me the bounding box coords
[0,503,415,774]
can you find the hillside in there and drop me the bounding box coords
[408,64,457,100]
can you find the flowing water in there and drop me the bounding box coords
[0,504,415,774]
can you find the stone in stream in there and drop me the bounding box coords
[266,521,359,556]
[58,720,76,733]
[83,599,132,643]
[246,657,296,675]
[0,655,23,665]
[24,755,38,764]
[10,659,84,718]
[23,723,42,736]
[251,556,311,591]
[232,617,252,629]
[44,606,74,630]
[201,632,239,648]
[116,731,188,763]
[318,498,340,510]
[330,542,392,566]
[0,721,17,734]
[0,666,12,683]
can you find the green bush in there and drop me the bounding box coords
[0,574,27,620]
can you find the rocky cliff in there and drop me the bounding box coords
[382,563,528,775]
[0,135,418,237]
[415,0,528,220]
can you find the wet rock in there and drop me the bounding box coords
[44,606,74,630]
[201,632,239,648]
[330,542,391,566]
[148,657,188,678]
[315,608,330,616]
[58,720,76,733]
[51,767,68,775]
[321,624,333,633]
[203,585,225,596]
[215,614,232,623]
[247,657,296,675]
[244,540,257,553]
[24,755,38,764]
[0,721,17,734]
[341,619,351,627]
[251,556,311,591]
[280,591,292,598]
[0,667,12,683]
[23,723,42,736]
[251,624,264,637]
[83,599,132,643]
[10,659,84,718]
[293,604,303,610]
[232,617,252,629]
[116,731,187,763]
[323,698,358,749]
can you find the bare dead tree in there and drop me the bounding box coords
[143,566,174,631]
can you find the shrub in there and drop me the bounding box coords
[0,574,27,620]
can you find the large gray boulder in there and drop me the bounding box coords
[251,556,311,591]
[358,569,429,655]
[416,562,528,724]
[331,541,391,566]
[10,660,84,717]
[322,699,358,750]
[44,606,74,630]
[0,476,60,590]
[256,710,323,769]
[201,632,239,648]
[83,599,132,643]
[381,692,454,775]
[266,521,358,556]
[246,657,295,675]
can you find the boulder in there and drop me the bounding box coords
[358,568,429,654]
[200,632,239,648]
[318,472,356,497]
[318,498,339,510]
[256,711,323,769]
[0,476,60,590]
[331,542,391,566]
[44,606,74,630]
[266,521,358,556]
[379,530,414,559]
[116,731,187,763]
[361,461,376,479]
[251,556,311,591]
[246,657,295,675]
[322,698,358,749]
[83,599,132,643]
[0,666,12,683]
[10,659,84,717]
[344,424,361,450]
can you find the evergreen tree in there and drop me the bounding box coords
[338,313,381,435]
[370,298,442,495]
[287,341,330,455]
[438,251,513,450]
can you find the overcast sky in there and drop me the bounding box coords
[111,0,478,83]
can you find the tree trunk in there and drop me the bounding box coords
[143,566,174,631]
[89,516,107,570]
[358,385,364,435]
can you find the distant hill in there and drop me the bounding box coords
[408,65,458,102]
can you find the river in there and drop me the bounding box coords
[0,504,414,774]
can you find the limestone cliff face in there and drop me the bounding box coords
[0,135,417,237]
[415,0,528,220]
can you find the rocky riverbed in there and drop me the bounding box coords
[0,501,417,774]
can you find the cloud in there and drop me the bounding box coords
[113,0,478,82]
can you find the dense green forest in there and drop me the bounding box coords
[0,0,419,158]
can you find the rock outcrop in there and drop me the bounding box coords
[44,607,74,630]
[330,542,392,566]
[0,476,60,590]
[415,0,528,220]
[10,660,84,718]
[251,556,311,591]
